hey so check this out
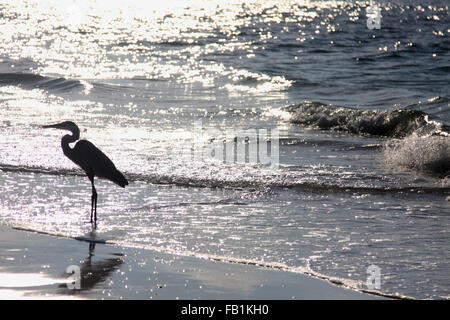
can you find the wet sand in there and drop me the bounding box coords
[0,225,384,300]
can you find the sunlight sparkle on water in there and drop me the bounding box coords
[1,0,297,91]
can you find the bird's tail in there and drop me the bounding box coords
[112,169,129,188]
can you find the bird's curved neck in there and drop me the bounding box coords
[61,128,80,157]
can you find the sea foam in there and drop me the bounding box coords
[383,134,450,177]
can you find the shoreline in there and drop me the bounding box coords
[0,224,385,300]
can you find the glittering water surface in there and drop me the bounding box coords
[0,0,449,299]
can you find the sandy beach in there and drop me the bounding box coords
[0,225,384,300]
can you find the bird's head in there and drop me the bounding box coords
[42,121,81,140]
[42,121,79,132]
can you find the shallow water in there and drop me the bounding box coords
[0,0,449,299]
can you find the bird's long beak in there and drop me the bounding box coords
[42,123,64,129]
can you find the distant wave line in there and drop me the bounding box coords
[1,163,448,195]
[0,72,86,92]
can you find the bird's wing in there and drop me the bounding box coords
[72,140,127,186]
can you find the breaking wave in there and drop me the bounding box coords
[281,101,450,179]
[285,101,449,138]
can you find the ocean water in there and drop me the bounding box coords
[0,0,449,299]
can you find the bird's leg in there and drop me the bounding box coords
[90,180,97,223]
[90,190,93,223]
[93,186,97,222]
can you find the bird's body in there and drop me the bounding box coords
[67,139,128,188]
[43,121,128,223]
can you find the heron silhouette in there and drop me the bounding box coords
[43,121,128,223]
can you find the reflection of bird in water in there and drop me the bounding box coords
[59,236,124,293]
[43,121,128,223]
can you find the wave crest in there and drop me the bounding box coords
[1,163,448,194]
[285,101,447,138]
[0,72,86,92]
